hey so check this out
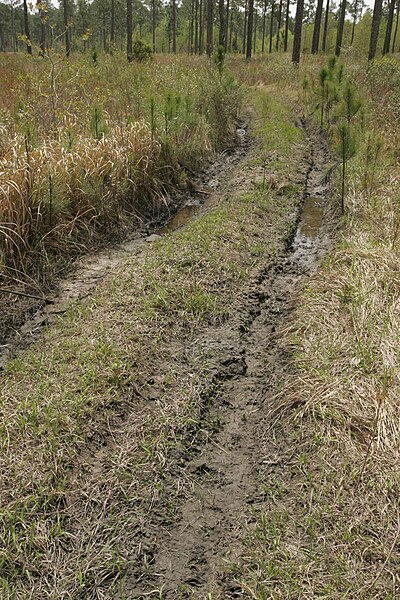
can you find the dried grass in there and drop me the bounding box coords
[0,53,241,285]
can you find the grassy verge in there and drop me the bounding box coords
[0,87,305,598]
[0,54,241,284]
[233,56,400,598]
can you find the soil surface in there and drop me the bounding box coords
[126,125,336,598]
[0,109,336,599]
[0,123,251,369]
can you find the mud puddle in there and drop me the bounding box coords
[131,126,335,598]
[157,204,200,234]
[0,126,250,370]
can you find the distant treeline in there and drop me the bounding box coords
[0,0,398,61]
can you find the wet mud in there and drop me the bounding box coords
[128,125,336,598]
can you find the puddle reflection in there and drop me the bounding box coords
[297,197,323,240]
[157,205,200,234]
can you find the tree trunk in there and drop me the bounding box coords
[189,0,194,52]
[291,0,304,63]
[194,0,199,51]
[224,0,230,49]
[63,0,71,56]
[275,0,283,50]
[243,0,248,54]
[368,0,383,60]
[199,0,204,53]
[111,0,115,49]
[219,0,225,45]
[23,0,32,54]
[383,0,396,53]
[322,0,330,51]
[127,0,133,61]
[38,0,46,55]
[246,0,254,57]
[350,0,358,44]
[284,0,290,50]
[253,7,257,52]
[229,9,234,50]
[269,0,275,52]
[392,0,400,52]
[311,0,323,52]
[10,4,16,52]
[103,11,107,52]
[172,0,177,53]
[262,0,267,51]
[152,0,156,51]
[335,0,346,56]
[206,0,213,55]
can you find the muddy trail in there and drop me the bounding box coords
[129,126,335,598]
[0,125,250,369]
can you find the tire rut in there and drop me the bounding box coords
[133,123,336,599]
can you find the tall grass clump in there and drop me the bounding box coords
[0,53,241,285]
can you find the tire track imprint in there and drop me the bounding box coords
[135,123,335,599]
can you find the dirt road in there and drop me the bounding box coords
[127,125,334,598]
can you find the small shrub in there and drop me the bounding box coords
[131,38,153,62]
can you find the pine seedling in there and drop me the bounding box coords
[90,106,107,140]
[333,123,357,214]
[337,81,362,125]
[318,67,329,126]
[214,45,225,78]
[149,96,156,138]
[164,92,174,138]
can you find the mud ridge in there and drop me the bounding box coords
[131,123,336,599]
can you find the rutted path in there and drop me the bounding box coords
[0,98,336,599]
[0,124,250,369]
[132,125,335,598]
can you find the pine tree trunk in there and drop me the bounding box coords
[243,0,248,54]
[224,0,230,49]
[335,0,347,56]
[63,0,71,56]
[38,1,46,55]
[275,0,283,50]
[206,0,213,55]
[127,0,133,61]
[23,0,32,54]
[152,0,156,51]
[322,0,330,51]
[219,0,225,45]
[172,0,177,53]
[311,0,323,52]
[199,0,204,53]
[10,4,16,52]
[111,0,115,49]
[383,0,396,53]
[253,8,257,52]
[368,0,383,60]
[194,0,199,52]
[392,0,400,52]
[284,0,290,51]
[262,0,267,51]
[291,0,304,63]
[229,10,234,50]
[246,0,254,57]
[269,0,275,52]
[189,0,194,52]
[350,0,358,45]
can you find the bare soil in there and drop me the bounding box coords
[126,124,336,598]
